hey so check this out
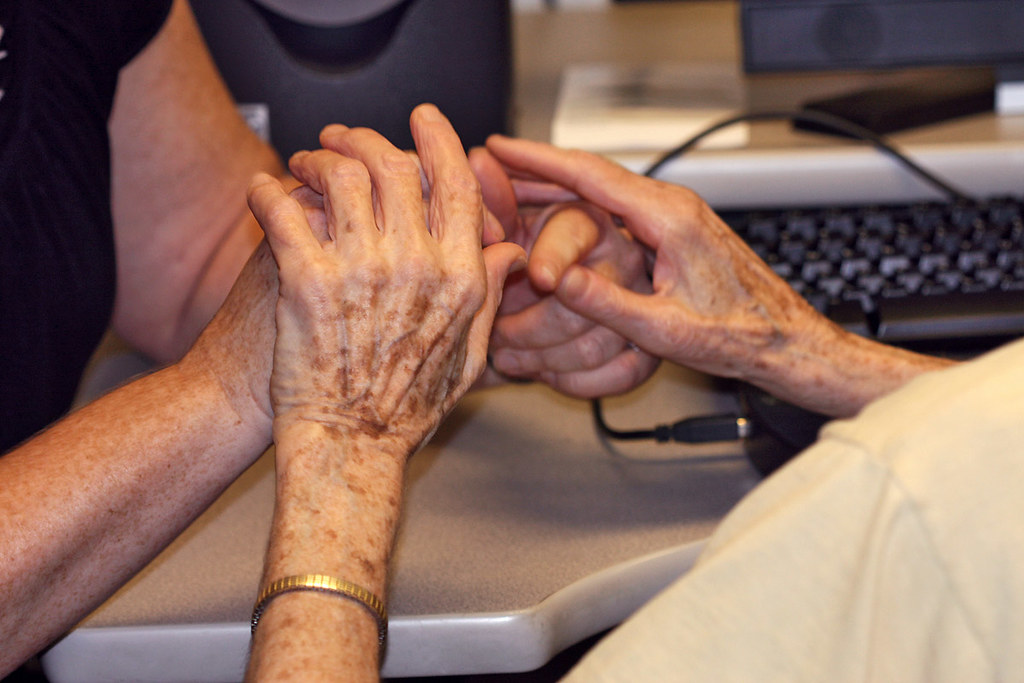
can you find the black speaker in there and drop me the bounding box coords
[740,0,1024,73]
[190,0,512,157]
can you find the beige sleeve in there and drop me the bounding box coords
[567,338,1024,682]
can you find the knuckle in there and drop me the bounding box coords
[421,268,482,321]
[366,260,391,289]
[565,147,592,167]
[452,271,486,312]
[574,333,611,368]
[261,193,295,222]
[434,172,483,216]
[391,253,442,298]
[324,157,369,189]
[379,150,421,182]
[443,169,482,198]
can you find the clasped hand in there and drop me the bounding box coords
[471,148,661,398]
[481,136,856,414]
[247,104,524,457]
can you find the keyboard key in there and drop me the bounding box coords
[894,271,925,294]
[879,254,912,278]
[918,253,949,275]
[974,268,1004,290]
[997,250,1024,270]
[801,260,833,282]
[956,251,989,272]
[784,213,817,242]
[747,217,779,245]
[817,276,846,298]
[840,258,871,281]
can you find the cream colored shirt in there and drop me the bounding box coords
[567,338,1024,682]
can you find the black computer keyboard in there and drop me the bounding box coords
[721,196,1024,352]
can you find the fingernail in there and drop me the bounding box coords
[536,263,557,291]
[511,253,528,274]
[561,266,586,298]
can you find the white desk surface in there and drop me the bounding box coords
[42,1,1024,680]
[44,365,758,681]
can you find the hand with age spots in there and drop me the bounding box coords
[244,106,525,682]
[481,135,952,418]
[468,147,660,398]
[249,107,524,456]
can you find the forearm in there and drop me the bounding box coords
[0,358,271,675]
[749,320,956,417]
[110,0,294,363]
[247,422,407,682]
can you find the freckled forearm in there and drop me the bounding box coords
[248,422,407,681]
[0,360,270,675]
[265,422,407,591]
[751,321,956,417]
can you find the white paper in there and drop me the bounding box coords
[551,63,749,153]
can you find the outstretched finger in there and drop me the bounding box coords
[485,135,668,249]
[511,179,580,206]
[490,294,594,350]
[489,324,630,377]
[539,348,660,399]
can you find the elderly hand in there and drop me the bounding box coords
[469,147,660,398]
[483,135,951,417]
[247,105,525,456]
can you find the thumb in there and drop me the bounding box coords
[463,242,527,384]
[555,264,674,357]
[526,204,605,292]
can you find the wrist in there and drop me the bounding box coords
[269,419,407,591]
[174,345,273,447]
[748,319,953,417]
[180,242,278,444]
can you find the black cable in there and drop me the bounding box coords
[592,400,750,444]
[592,108,970,445]
[641,109,971,200]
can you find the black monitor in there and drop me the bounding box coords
[190,0,512,157]
[738,0,1024,131]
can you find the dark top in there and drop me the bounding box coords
[0,0,173,452]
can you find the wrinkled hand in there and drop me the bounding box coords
[469,147,659,398]
[246,105,524,456]
[482,135,845,405]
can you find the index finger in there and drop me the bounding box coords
[485,135,668,247]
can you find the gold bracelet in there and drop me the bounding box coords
[251,574,388,651]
